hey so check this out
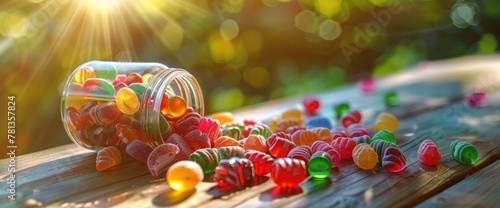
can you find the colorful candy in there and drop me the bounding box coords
[243,151,274,176]
[311,141,341,168]
[243,135,268,153]
[163,96,187,119]
[164,133,191,161]
[302,96,320,115]
[359,77,375,93]
[334,102,350,119]
[167,161,204,192]
[310,128,333,144]
[249,123,272,139]
[91,62,117,80]
[115,87,140,115]
[124,72,143,85]
[183,130,211,152]
[286,126,305,135]
[384,92,398,106]
[331,127,348,140]
[96,146,122,172]
[83,78,115,95]
[374,112,398,133]
[382,147,406,172]
[347,123,370,137]
[74,66,96,84]
[189,148,219,174]
[352,143,378,170]
[214,136,239,148]
[340,110,362,128]
[292,129,318,147]
[218,146,246,160]
[175,111,202,135]
[308,151,332,178]
[274,118,300,133]
[281,108,304,126]
[89,102,122,125]
[352,135,371,145]
[147,143,180,177]
[287,145,313,166]
[125,140,153,163]
[370,139,398,163]
[209,112,234,125]
[271,158,307,187]
[214,158,255,190]
[331,137,356,159]
[305,115,333,129]
[221,126,242,141]
[198,117,221,145]
[266,134,296,158]
[66,107,82,131]
[418,140,441,166]
[371,130,396,145]
[450,140,478,165]
[465,91,487,107]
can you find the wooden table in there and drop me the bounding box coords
[1,55,500,207]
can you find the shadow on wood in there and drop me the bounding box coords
[152,189,196,206]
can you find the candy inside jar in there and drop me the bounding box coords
[61,61,204,150]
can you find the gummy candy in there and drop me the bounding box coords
[382,146,406,172]
[89,102,122,126]
[115,87,140,115]
[163,96,187,119]
[347,123,370,138]
[83,123,117,147]
[271,158,307,187]
[83,78,115,96]
[147,143,180,177]
[305,115,333,129]
[175,111,202,135]
[218,146,246,160]
[311,141,341,168]
[209,112,234,125]
[309,128,333,144]
[352,135,372,145]
[112,74,127,86]
[450,140,478,165]
[308,151,332,178]
[243,135,268,153]
[198,117,221,146]
[281,108,304,126]
[371,130,396,145]
[249,123,272,139]
[340,110,362,128]
[167,161,204,192]
[90,62,117,80]
[214,158,255,190]
[74,66,96,84]
[418,140,441,166]
[221,126,242,141]
[352,143,378,170]
[466,91,487,107]
[331,127,348,140]
[331,137,356,159]
[66,107,82,131]
[374,112,398,133]
[359,77,375,93]
[96,146,122,172]
[189,148,219,174]
[124,72,143,85]
[164,133,192,161]
[334,102,350,119]
[286,126,306,136]
[125,140,153,163]
[266,134,296,158]
[214,136,240,148]
[183,130,211,152]
[384,92,398,106]
[78,101,97,121]
[128,83,147,101]
[243,150,274,176]
[287,145,312,166]
[370,139,398,163]
[292,129,318,147]
[267,132,292,142]
[302,96,320,115]
[115,123,142,145]
[274,118,300,133]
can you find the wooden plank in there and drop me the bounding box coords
[416,160,500,208]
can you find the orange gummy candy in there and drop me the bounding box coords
[96,146,122,172]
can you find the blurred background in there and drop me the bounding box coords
[0,0,499,157]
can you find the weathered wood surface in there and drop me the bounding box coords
[1,56,500,207]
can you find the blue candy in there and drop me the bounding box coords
[305,115,333,129]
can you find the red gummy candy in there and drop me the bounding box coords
[66,107,82,131]
[331,137,356,159]
[164,133,192,160]
[147,143,179,177]
[175,112,202,135]
[271,158,307,187]
[126,140,153,163]
[89,102,122,126]
[124,73,143,85]
[184,130,211,151]
[311,141,341,168]
[382,147,406,173]
[331,127,348,140]
[302,96,320,115]
[340,110,362,128]
[347,123,370,138]
[267,134,296,158]
[214,158,255,190]
[287,145,312,166]
[418,140,441,166]
[198,117,221,146]
[243,150,274,176]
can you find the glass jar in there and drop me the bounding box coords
[61,61,204,150]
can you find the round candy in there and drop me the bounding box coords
[167,161,204,192]
[374,113,398,133]
[91,62,117,80]
[124,72,143,85]
[83,78,115,96]
[418,140,441,166]
[352,143,378,170]
[311,141,341,168]
[189,148,219,174]
[164,96,187,119]
[115,87,140,115]
[331,137,356,159]
[271,158,307,187]
[218,146,246,160]
[214,158,255,190]
[112,74,127,86]
[292,130,319,147]
[347,123,370,138]
[89,102,122,125]
[450,140,478,165]
[74,66,96,84]
[382,147,406,172]
[266,134,296,158]
[244,135,268,153]
[340,110,362,128]
[308,151,332,178]
[305,115,333,130]
[287,145,313,166]
[243,150,274,176]
[371,130,396,145]
[302,96,320,115]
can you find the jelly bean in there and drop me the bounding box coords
[292,129,318,147]
[340,110,362,128]
[115,87,140,115]
[352,135,372,145]
[163,96,187,119]
[90,62,117,80]
[83,78,115,95]
[250,123,272,139]
[66,107,82,131]
[274,118,301,133]
[128,83,146,101]
[244,135,268,153]
[286,126,306,135]
[167,161,204,192]
[331,137,356,159]
[311,141,341,168]
[287,145,312,166]
[359,77,375,93]
[305,115,333,129]
[124,72,143,85]
[334,102,350,119]
[214,158,255,190]
[371,130,396,145]
[218,146,246,160]
[112,74,127,86]
[418,140,441,166]
[175,111,202,135]
[266,135,296,158]
[382,146,406,172]
[189,148,219,174]
[352,143,378,170]
[281,108,304,125]
[214,136,239,148]
[370,139,398,163]
[243,150,274,176]
[302,96,320,115]
[331,127,348,140]
[165,133,192,161]
[209,112,234,125]
[148,143,180,177]
[271,158,307,188]
[199,117,221,145]
[89,102,122,125]
[221,126,242,141]
[125,140,153,163]
[384,92,398,106]
[374,112,398,133]
[466,91,487,107]
[96,146,122,172]
[183,130,211,151]
[450,140,478,165]
[74,66,96,84]
[347,123,370,138]
[308,151,332,178]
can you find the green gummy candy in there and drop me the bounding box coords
[308,151,332,179]
[221,126,242,141]
[384,92,398,106]
[370,140,398,163]
[250,123,272,139]
[189,148,219,174]
[88,62,117,80]
[334,103,350,119]
[372,130,396,145]
[129,83,146,101]
[218,146,245,160]
[450,140,478,165]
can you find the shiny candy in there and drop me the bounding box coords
[189,148,219,174]
[167,161,204,192]
[334,102,350,119]
[89,102,122,125]
[466,91,487,107]
[90,62,117,80]
[302,96,320,115]
[115,87,140,115]
[331,137,356,159]
[175,111,202,135]
[249,123,272,139]
[164,96,187,119]
[243,151,274,176]
[287,145,313,166]
[124,72,143,85]
[83,78,115,95]
[370,139,398,163]
[266,134,296,158]
[66,107,82,131]
[218,146,246,160]
[271,158,307,187]
[311,141,341,168]
[244,135,268,153]
[74,66,96,84]
[221,126,242,141]
[340,110,362,128]
[382,147,406,172]
[305,115,333,129]
[374,112,398,132]
[360,77,375,93]
[371,130,396,145]
[384,92,398,106]
[418,140,441,166]
[183,130,211,152]
[308,151,332,178]
[347,123,370,138]
[96,146,122,172]
[209,112,234,125]
[147,143,180,177]
[214,158,255,190]
[214,136,239,148]
[292,129,318,147]
[352,143,378,170]
[199,117,221,145]
[450,140,478,165]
